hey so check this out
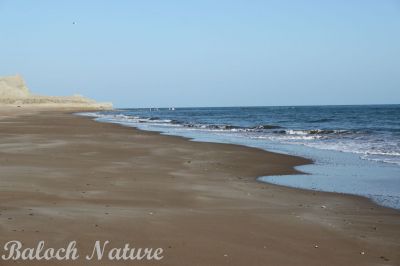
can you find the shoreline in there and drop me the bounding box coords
[0,107,399,265]
[80,111,400,212]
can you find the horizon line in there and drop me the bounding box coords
[115,103,400,109]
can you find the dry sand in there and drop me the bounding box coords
[0,107,399,265]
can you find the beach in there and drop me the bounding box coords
[0,107,399,265]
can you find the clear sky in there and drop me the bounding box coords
[1,0,399,107]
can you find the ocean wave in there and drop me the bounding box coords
[276,129,351,135]
[280,139,400,166]
[252,124,283,130]
[307,118,334,123]
[78,111,400,166]
[182,123,282,132]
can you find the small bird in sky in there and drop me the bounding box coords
[72,21,76,25]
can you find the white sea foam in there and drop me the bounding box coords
[77,110,400,209]
[78,111,400,166]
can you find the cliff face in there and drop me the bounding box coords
[0,75,112,109]
[0,75,30,98]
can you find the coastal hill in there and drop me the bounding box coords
[0,75,112,110]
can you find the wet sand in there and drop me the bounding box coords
[0,107,399,265]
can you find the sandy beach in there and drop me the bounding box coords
[0,107,399,265]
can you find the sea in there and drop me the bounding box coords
[79,105,400,209]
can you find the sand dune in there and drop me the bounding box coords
[0,75,112,110]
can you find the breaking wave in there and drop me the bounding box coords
[79,111,400,166]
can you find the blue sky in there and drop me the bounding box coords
[1,0,399,107]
